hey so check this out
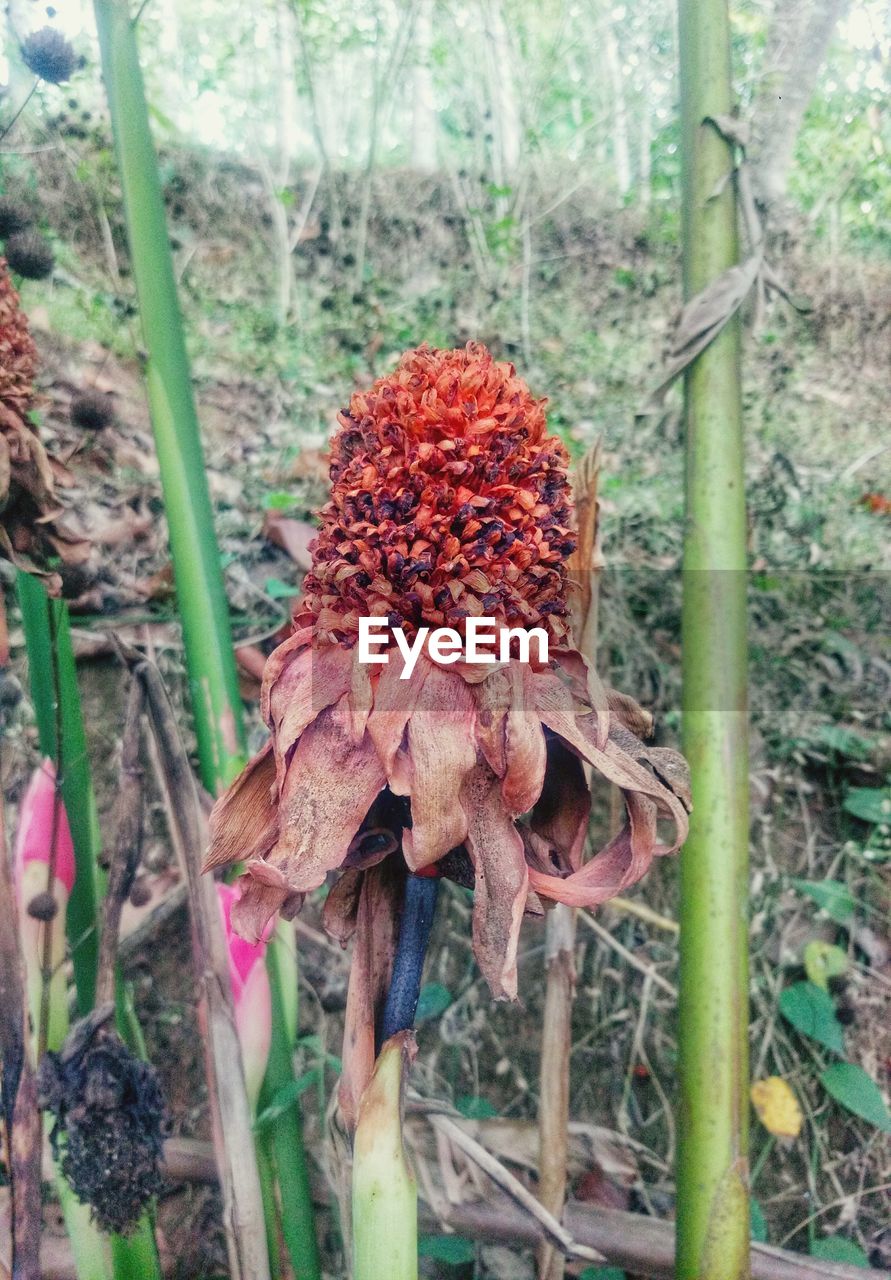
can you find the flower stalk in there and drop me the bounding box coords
[352,1034,418,1280]
[676,0,751,1276]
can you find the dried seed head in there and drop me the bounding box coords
[128,876,151,908]
[5,230,54,281]
[21,27,77,84]
[303,343,576,643]
[70,388,115,431]
[0,195,34,239]
[38,1018,166,1234]
[27,890,58,921]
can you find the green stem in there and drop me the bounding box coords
[17,574,102,1016]
[352,1036,417,1280]
[92,0,246,789]
[676,2,750,1279]
[261,926,322,1280]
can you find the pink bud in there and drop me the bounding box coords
[14,759,76,896]
[217,883,272,1111]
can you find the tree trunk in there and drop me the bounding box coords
[411,0,437,172]
[604,22,631,199]
[751,0,850,207]
[485,0,520,180]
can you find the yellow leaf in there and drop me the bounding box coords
[750,1077,803,1138]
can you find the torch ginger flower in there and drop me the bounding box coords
[15,759,77,1051]
[205,344,690,1112]
[216,882,273,1112]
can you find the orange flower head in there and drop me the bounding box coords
[303,343,575,643]
[0,257,90,587]
[205,345,690,1126]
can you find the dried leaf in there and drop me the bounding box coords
[262,512,316,570]
[750,1077,803,1138]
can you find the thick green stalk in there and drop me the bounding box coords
[352,1036,418,1280]
[676,3,750,1279]
[262,925,322,1280]
[92,0,246,788]
[17,573,101,1015]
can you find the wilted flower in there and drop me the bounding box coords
[217,882,272,1111]
[5,229,54,280]
[0,256,90,585]
[21,27,77,84]
[205,344,690,1120]
[14,758,76,1050]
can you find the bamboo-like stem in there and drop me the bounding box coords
[352,1034,418,1280]
[17,574,101,1015]
[676,1,751,1277]
[92,0,246,789]
[261,925,322,1280]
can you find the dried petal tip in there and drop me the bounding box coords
[70,388,115,431]
[0,195,34,239]
[21,27,77,84]
[304,342,577,642]
[5,230,54,281]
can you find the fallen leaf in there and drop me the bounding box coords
[262,512,316,570]
[750,1077,803,1138]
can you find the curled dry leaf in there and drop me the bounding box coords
[262,511,316,570]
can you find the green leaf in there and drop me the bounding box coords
[415,982,453,1022]
[455,1095,498,1119]
[803,941,847,991]
[779,982,845,1054]
[811,1237,871,1266]
[418,1235,476,1264]
[253,1068,320,1131]
[580,1269,626,1280]
[263,490,297,511]
[844,787,891,825]
[815,724,872,760]
[820,1062,891,1132]
[791,878,856,924]
[264,576,300,599]
[749,1199,768,1244]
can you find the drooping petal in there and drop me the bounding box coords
[402,658,476,870]
[268,643,354,781]
[338,858,404,1131]
[366,653,427,774]
[322,867,365,946]
[527,791,658,908]
[265,696,386,894]
[473,667,510,777]
[204,740,277,873]
[501,663,546,816]
[530,737,591,872]
[461,759,529,1000]
[230,861,303,944]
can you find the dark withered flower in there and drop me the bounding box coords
[70,387,116,431]
[0,195,34,239]
[21,27,77,84]
[0,256,90,584]
[38,1009,167,1234]
[5,229,54,280]
[205,343,690,1123]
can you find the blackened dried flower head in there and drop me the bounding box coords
[5,230,54,280]
[0,257,90,583]
[206,344,691,1125]
[303,343,576,642]
[21,27,77,84]
[38,1012,167,1234]
[70,387,115,431]
[0,195,34,239]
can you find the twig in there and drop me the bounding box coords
[95,677,146,1006]
[0,793,42,1280]
[428,1112,605,1265]
[130,653,271,1280]
[577,909,678,999]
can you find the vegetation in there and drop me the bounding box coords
[0,0,889,1277]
